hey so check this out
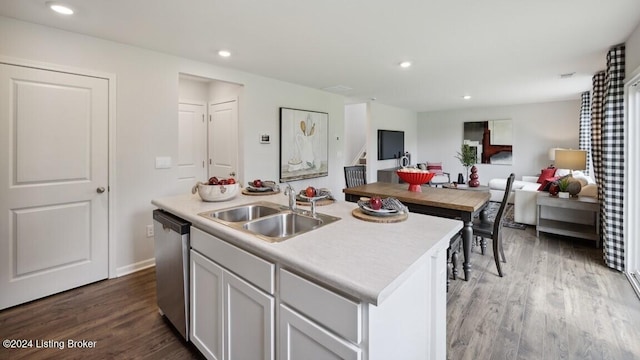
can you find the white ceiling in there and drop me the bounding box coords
[2,0,640,112]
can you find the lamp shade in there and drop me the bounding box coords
[548,147,564,161]
[554,149,587,170]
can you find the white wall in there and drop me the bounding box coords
[626,21,640,79]
[0,16,346,274]
[367,102,418,183]
[344,103,367,165]
[417,100,581,184]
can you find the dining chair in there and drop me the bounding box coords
[472,173,515,277]
[417,162,450,187]
[344,165,367,188]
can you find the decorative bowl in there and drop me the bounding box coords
[396,169,435,192]
[192,182,240,202]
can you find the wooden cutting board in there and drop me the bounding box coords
[296,198,335,206]
[351,208,408,223]
[241,189,281,196]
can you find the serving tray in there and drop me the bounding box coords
[351,208,408,223]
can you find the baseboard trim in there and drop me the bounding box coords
[625,272,640,301]
[116,258,155,277]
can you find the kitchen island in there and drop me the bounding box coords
[343,182,491,281]
[152,192,462,360]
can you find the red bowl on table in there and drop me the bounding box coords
[396,169,435,192]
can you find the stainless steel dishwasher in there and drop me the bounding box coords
[153,209,190,340]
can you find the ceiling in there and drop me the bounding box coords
[2,0,640,112]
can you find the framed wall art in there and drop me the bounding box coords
[279,107,328,182]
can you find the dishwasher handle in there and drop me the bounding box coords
[153,209,190,234]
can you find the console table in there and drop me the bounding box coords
[536,192,600,247]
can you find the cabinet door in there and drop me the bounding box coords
[190,250,224,360]
[279,305,361,360]
[224,271,274,360]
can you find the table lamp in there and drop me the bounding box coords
[548,147,564,166]
[554,149,587,173]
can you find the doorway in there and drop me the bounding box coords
[178,74,242,187]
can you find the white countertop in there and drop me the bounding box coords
[152,192,462,305]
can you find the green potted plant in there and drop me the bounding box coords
[455,144,476,183]
[557,177,571,198]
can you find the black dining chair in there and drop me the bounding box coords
[473,173,515,277]
[344,166,367,188]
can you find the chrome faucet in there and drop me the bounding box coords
[284,183,297,212]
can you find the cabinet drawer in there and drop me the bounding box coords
[191,227,274,294]
[280,269,361,344]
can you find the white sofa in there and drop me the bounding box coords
[488,171,597,225]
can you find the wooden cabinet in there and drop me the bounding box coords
[190,228,275,360]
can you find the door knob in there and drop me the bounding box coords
[97,187,106,193]
[230,171,236,177]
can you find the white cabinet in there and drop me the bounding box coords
[279,269,362,360]
[224,271,274,360]
[191,250,224,360]
[189,227,449,360]
[279,304,360,360]
[190,227,275,360]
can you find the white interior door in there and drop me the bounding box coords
[0,63,109,310]
[178,102,206,185]
[208,99,238,179]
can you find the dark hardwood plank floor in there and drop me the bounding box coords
[1,225,638,360]
[0,268,204,360]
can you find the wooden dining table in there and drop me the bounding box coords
[343,182,491,281]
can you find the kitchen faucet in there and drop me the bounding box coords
[283,183,297,212]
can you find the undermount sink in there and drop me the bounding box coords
[198,201,340,242]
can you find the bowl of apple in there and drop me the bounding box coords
[193,177,239,202]
[396,168,435,192]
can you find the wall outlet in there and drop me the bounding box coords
[146,225,154,237]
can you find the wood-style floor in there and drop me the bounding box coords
[1,226,638,360]
[0,267,204,360]
[447,225,640,360]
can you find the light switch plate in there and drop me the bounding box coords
[155,156,171,169]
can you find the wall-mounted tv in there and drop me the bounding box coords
[377,129,404,160]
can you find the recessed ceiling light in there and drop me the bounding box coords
[218,50,231,57]
[47,2,74,15]
[399,61,412,68]
[463,95,471,100]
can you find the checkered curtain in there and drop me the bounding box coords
[591,72,605,202]
[601,45,625,271]
[579,91,592,175]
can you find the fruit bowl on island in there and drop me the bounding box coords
[192,182,240,202]
[396,168,435,192]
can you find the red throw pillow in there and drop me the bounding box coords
[536,167,557,184]
[426,162,444,175]
[538,176,560,191]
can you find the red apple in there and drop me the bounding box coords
[227,178,236,184]
[253,179,262,188]
[208,177,219,185]
[219,179,228,185]
[370,196,383,210]
[305,186,316,198]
